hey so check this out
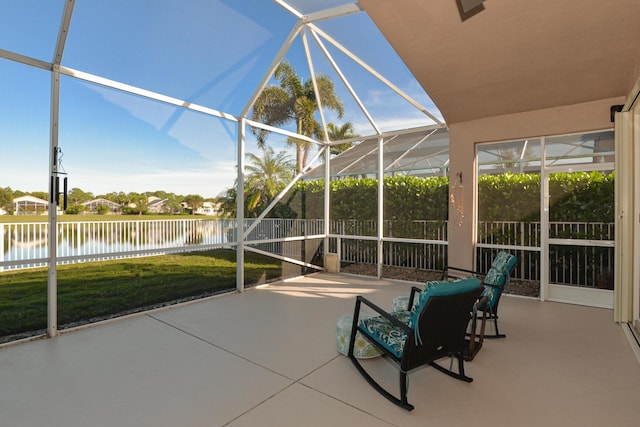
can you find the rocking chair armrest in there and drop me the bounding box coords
[442,265,483,280]
[355,295,412,332]
[406,286,422,312]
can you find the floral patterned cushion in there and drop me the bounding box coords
[491,251,517,274]
[391,295,412,312]
[482,267,505,306]
[360,313,409,358]
[483,267,506,287]
[336,313,383,359]
[390,310,411,324]
[482,252,517,307]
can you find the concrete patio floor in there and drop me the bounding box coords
[1,272,640,426]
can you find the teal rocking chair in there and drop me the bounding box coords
[348,278,482,410]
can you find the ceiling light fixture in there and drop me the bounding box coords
[457,0,486,20]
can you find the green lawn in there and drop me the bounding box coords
[0,249,282,340]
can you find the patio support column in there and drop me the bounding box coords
[46,0,74,339]
[614,110,635,322]
[540,137,549,302]
[633,102,640,329]
[324,142,331,269]
[377,135,384,279]
[236,118,246,292]
[47,65,61,338]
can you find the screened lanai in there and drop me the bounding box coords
[2,0,640,345]
[1,0,452,342]
[2,1,640,425]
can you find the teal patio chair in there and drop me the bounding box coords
[441,251,518,339]
[348,277,482,411]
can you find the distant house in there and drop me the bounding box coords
[179,201,221,216]
[13,195,60,215]
[148,196,168,214]
[82,198,121,214]
[195,201,223,216]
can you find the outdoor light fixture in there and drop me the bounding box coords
[610,104,624,122]
[457,0,485,20]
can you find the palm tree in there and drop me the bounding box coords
[326,121,358,156]
[245,147,295,216]
[251,60,345,172]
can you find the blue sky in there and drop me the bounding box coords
[0,0,441,199]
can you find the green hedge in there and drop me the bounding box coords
[282,176,449,221]
[477,172,541,221]
[548,171,614,222]
[478,171,614,222]
[274,171,613,223]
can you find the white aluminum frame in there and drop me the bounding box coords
[0,0,445,335]
[614,76,640,324]
[46,0,75,338]
[476,130,616,308]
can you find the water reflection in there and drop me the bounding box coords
[1,219,235,269]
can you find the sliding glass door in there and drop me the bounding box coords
[543,132,615,308]
[477,130,615,307]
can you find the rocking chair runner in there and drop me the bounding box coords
[348,278,482,411]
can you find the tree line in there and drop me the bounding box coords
[0,186,213,216]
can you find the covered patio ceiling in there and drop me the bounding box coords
[359,0,640,124]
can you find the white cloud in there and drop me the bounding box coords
[86,83,238,163]
[73,160,236,198]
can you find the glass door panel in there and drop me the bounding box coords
[476,138,542,297]
[545,131,615,308]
